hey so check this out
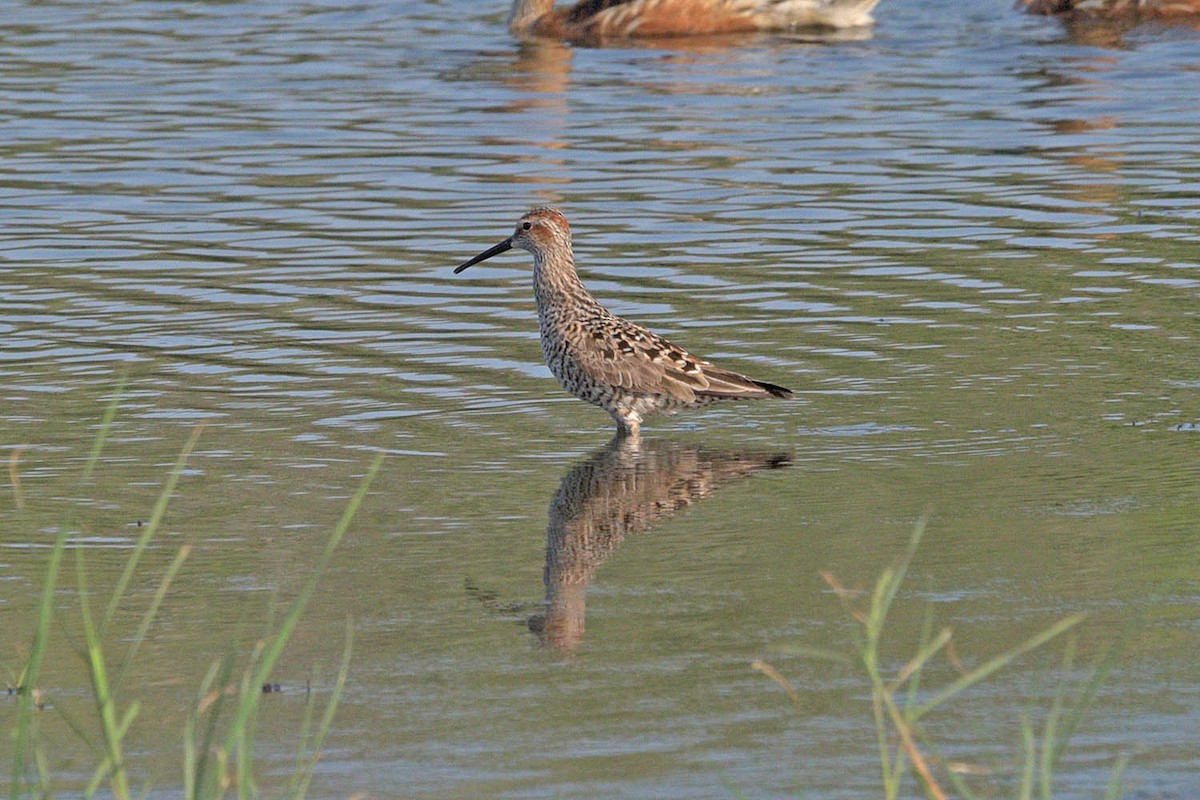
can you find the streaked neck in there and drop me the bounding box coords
[532,246,591,308]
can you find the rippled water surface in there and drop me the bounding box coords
[3,0,1200,797]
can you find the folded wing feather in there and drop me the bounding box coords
[570,315,775,403]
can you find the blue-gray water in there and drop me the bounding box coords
[2,0,1199,797]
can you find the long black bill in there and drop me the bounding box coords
[454,237,513,274]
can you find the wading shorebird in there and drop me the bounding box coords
[1022,0,1200,15]
[507,0,883,40]
[454,208,794,437]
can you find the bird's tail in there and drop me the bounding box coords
[751,379,795,399]
[767,0,883,28]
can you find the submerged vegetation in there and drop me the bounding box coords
[7,395,382,799]
[755,519,1131,799]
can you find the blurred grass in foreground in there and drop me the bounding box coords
[8,393,381,799]
[755,519,1131,800]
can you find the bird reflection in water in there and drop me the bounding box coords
[527,435,791,653]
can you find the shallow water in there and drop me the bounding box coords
[2,0,1200,797]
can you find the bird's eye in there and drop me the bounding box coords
[522,222,532,230]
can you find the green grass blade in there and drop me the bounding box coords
[1018,713,1035,800]
[287,681,321,798]
[75,548,132,800]
[32,743,52,800]
[236,695,254,800]
[81,381,126,483]
[870,517,927,640]
[1038,640,1073,800]
[1103,752,1132,800]
[102,426,202,637]
[289,621,354,800]
[220,455,382,758]
[115,543,192,687]
[870,686,896,798]
[10,529,67,799]
[189,652,239,799]
[911,614,1085,721]
[904,606,937,710]
[10,385,125,799]
[888,626,952,695]
[85,756,112,799]
[1045,621,1133,771]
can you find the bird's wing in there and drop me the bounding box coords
[569,315,775,402]
[574,0,763,37]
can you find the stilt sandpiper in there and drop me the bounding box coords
[454,207,793,437]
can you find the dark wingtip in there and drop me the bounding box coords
[752,380,794,399]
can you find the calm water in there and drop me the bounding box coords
[2,0,1200,797]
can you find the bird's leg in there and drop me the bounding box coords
[612,411,641,440]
